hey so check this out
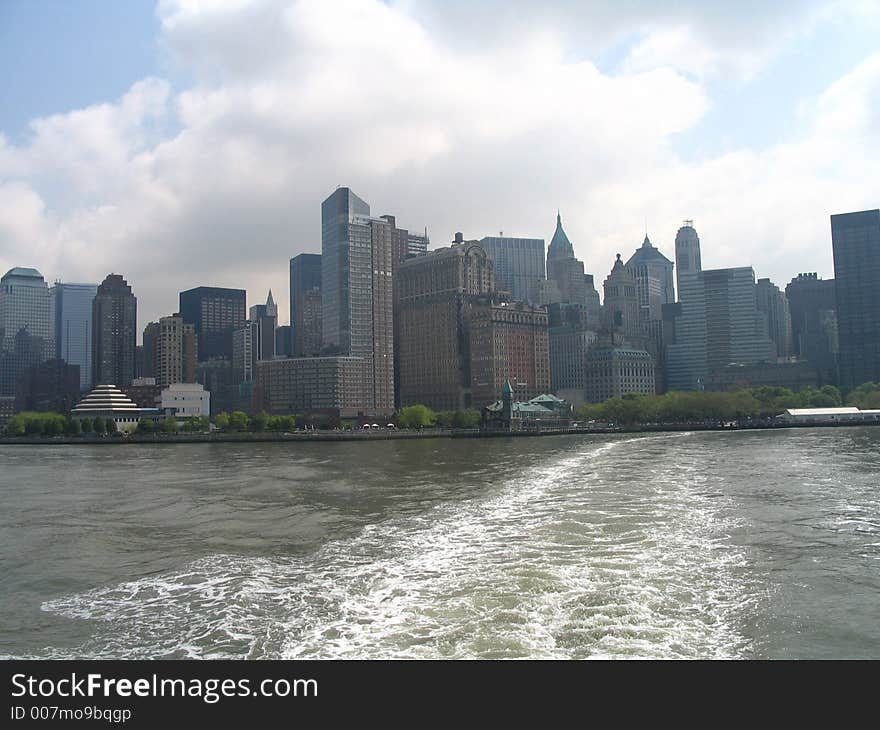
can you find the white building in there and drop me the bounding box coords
[71,384,163,432]
[160,382,210,419]
[778,407,880,424]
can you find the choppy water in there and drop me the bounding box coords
[1,428,878,659]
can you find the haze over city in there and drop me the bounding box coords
[1,0,879,328]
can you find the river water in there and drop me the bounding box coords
[1,428,878,659]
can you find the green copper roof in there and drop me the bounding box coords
[548,211,574,259]
[2,266,44,280]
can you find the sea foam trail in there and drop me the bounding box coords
[37,434,756,659]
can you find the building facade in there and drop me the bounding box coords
[666,267,774,391]
[0,267,54,397]
[255,356,367,417]
[321,187,399,412]
[548,302,597,407]
[785,273,837,382]
[14,358,80,413]
[92,273,137,387]
[831,209,880,390]
[179,286,246,363]
[478,235,545,304]
[546,213,589,307]
[674,221,701,302]
[148,313,198,387]
[52,282,98,391]
[585,347,656,403]
[468,295,550,407]
[396,238,495,410]
[289,253,322,357]
[755,277,793,359]
[160,382,210,419]
[602,254,642,343]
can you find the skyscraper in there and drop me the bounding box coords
[321,187,398,411]
[396,237,495,410]
[625,235,675,322]
[478,235,545,303]
[546,212,588,307]
[785,272,837,380]
[179,286,247,363]
[52,282,98,391]
[674,220,701,301]
[468,295,550,407]
[0,267,54,397]
[666,267,773,391]
[289,253,322,357]
[831,208,880,389]
[233,292,278,384]
[149,313,198,387]
[602,254,641,343]
[249,290,278,363]
[92,274,137,387]
[755,278,793,359]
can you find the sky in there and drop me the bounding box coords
[1,0,879,330]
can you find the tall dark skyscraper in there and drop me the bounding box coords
[179,286,247,362]
[785,272,837,381]
[52,282,98,391]
[831,208,880,389]
[92,273,137,387]
[289,253,322,357]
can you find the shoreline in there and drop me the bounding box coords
[1,419,878,445]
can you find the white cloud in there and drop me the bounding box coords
[0,0,878,332]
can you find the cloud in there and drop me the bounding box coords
[0,0,878,334]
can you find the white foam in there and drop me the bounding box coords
[38,434,757,659]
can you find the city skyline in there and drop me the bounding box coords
[2,1,880,329]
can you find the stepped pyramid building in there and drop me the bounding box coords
[71,383,164,432]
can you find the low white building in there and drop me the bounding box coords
[778,407,880,424]
[160,383,210,419]
[72,384,164,432]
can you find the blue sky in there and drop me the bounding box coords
[0,1,162,138]
[1,0,878,326]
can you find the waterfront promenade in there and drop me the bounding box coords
[1,418,878,445]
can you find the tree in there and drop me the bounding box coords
[93,417,106,434]
[5,415,25,437]
[228,411,250,432]
[847,382,880,409]
[455,409,481,428]
[43,417,63,437]
[250,411,269,432]
[136,418,154,433]
[105,417,118,434]
[398,404,437,429]
[161,416,178,433]
[64,417,81,436]
[215,412,230,430]
[79,416,93,433]
[819,385,843,406]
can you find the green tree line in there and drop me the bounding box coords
[575,384,860,426]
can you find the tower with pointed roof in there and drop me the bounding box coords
[546,212,589,308]
[602,254,641,342]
